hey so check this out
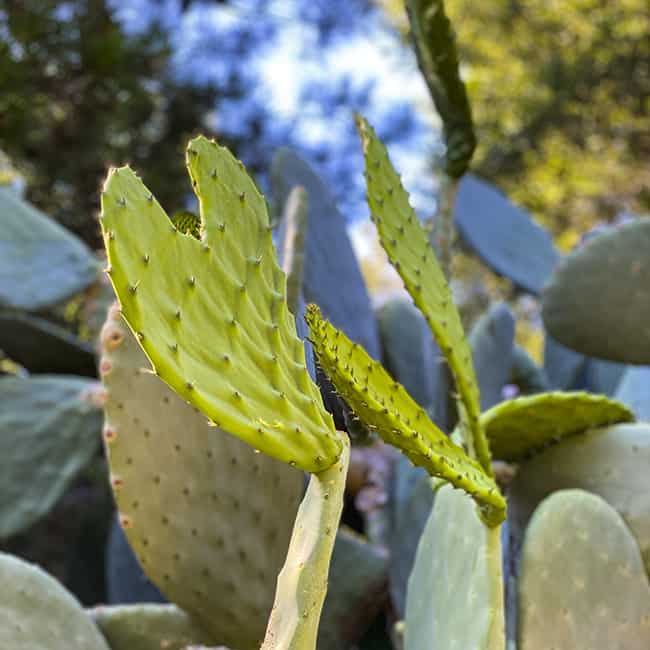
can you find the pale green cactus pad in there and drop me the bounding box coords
[404,485,505,650]
[100,136,341,472]
[307,305,505,526]
[0,552,110,650]
[508,423,650,574]
[100,303,303,649]
[356,116,491,475]
[90,604,214,650]
[518,489,650,650]
[0,374,102,538]
[481,391,633,461]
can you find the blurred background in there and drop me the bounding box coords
[0,0,648,626]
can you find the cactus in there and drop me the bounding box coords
[271,148,381,360]
[404,484,505,650]
[100,303,303,648]
[517,490,650,650]
[0,375,102,538]
[509,345,549,395]
[0,552,110,649]
[543,334,586,390]
[542,218,650,363]
[469,302,516,410]
[90,604,213,650]
[0,309,96,375]
[481,391,633,462]
[584,358,627,396]
[307,304,505,526]
[356,116,491,475]
[616,365,650,421]
[0,186,100,311]
[100,137,342,472]
[454,175,560,294]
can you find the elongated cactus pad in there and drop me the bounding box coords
[542,218,650,363]
[469,302,515,410]
[100,304,303,649]
[454,175,559,294]
[508,423,650,574]
[481,391,633,461]
[518,490,650,650]
[404,485,505,650]
[356,116,491,475]
[100,136,341,472]
[262,437,350,650]
[0,552,110,650]
[0,186,99,310]
[0,375,102,538]
[307,305,505,526]
[405,0,475,178]
[90,604,214,650]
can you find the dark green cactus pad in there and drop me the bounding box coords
[469,302,516,410]
[542,218,650,363]
[405,0,476,178]
[100,136,341,472]
[271,148,381,360]
[0,310,96,376]
[307,304,506,526]
[100,305,304,649]
[510,345,549,394]
[454,175,560,294]
[404,485,505,650]
[482,391,634,461]
[356,117,491,475]
[90,604,214,650]
[508,423,650,575]
[0,375,102,538]
[616,366,650,421]
[0,186,100,310]
[0,552,110,649]
[518,490,650,650]
[543,335,586,390]
[318,527,389,650]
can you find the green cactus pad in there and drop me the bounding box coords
[518,490,650,650]
[356,116,491,475]
[404,485,505,650]
[405,0,475,178]
[469,302,515,410]
[262,436,350,650]
[0,552,110,649]
[0,186,100,310]
[100,136,341,472]
[542,218,650,364]
[508,423,650,575]
[481,391,634,461]
[307,305,505,526]
[0,375,102,538]
[100,305,304,649]
[90,604,214,650]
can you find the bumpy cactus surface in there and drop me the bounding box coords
[100,303,303,648]
[542,218,650,363]
[0,552,109,650]
[518,490,650,649]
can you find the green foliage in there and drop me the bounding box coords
[404,485,505,650]
[100,137,341,472]
[0,552,109,649]
[518,490,650,650]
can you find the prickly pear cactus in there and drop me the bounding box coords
[542,218,650,363]
[100,136,341,472]
[99,303,303,649]
[518,490,650,650]
[616,366,650,421]
[404,485,505,650]
[0,552,110,650]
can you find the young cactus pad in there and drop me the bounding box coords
[481,391,634,462]
[306,305,505,526]
[356,116,491,476]
[100,136,341,472]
